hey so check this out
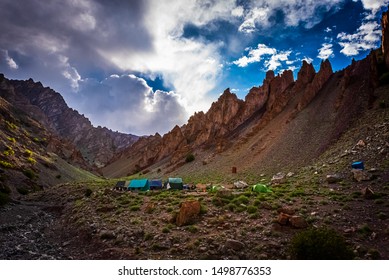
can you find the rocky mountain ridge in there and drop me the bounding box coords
[0,75,139,168]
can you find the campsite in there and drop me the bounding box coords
[17,157,387,260]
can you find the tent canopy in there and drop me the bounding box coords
[168,178,183,190]
[149,179,163,190]
[252,184,272,193]
[128,179,149,191]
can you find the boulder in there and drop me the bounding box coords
[352,169,373,182]
[176,200,201,226]
[289,216,308,229]
[277,213,291,225]
[326,174,343,184]
[271,172,286,185]
[234,181,248,189]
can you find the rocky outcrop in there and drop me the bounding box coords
[296,59,333,111]
[0,76,138,168]
[382,9,389,68]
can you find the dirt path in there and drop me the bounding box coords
[0,200,70,259]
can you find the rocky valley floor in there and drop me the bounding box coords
[1,165,388,260]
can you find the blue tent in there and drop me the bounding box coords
[149,179,163,190]
[128,179,150,191]
[168,178,183,190]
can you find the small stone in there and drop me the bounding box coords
[225,239,244,251]
[361,187,375,199]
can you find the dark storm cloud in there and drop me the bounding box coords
[0,0,153,76]
[71,74,187,135]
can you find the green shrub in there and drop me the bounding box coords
[5,121,17,130]
[233,195,250,205]
[16,187,29,195]
[24,149,33,157]
[185,154,195,163]
[27,157,36,164]
[0,192,10,206]
[85,188,93,197]
[23,169,36,180]
[0,160,14,169]
[7,137,16,144]
[130,205,140,211]
[187,225,198,233]
[290,227,354,260]
[247,205,258,214]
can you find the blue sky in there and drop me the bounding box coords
[0,0,388,135]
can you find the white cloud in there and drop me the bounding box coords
[233,44,276,67]
[360,0,389,16]
[1,49,18,70]
[72,74,187,135]
[237,0,344,33]
[318,43,334,60]
[265,51,292,71]
[302,57,314,64]
[233,43,293,72]
[239,7,270,33]
[325,27,332,32]
[337,21,381,56]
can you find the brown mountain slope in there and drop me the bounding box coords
[102,51,378,180]
[0,75,139,168]
[0,94,99,202]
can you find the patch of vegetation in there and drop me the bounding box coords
[289,227,354,260]
[0,160,14,169]
[24,149,33,157]
[130,205,141,211]
[187,225,198,233]
[357,224,372,238]
[27,157,36,164]
[16,187,29,195]
[185,154,195,163]
[23,169,36,180]
[246,205,258,214]
[5,120,17,131]
[0,192,10,206]
[3,146,15,157]
[85,188,93,197]
[233,194,250,205]
[7,137,16,144]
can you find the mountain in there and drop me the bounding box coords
[0,75,139,168]
[102,45,380,179]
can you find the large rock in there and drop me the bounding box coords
[176,200,201,226]
[296,59,333,111]
[289,216,308,229]
[352,169,373,182]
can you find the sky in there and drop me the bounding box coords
[0,0,388,136]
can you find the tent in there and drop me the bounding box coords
[168,178,183,190]
[209,185,224,193]
[114,181,126,191]
[128,179,150,192]
[352,161,364,170]
[252,184,272,193]
[149,179,163,190]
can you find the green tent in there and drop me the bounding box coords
[252,184,272,193]
[128,179,150,192]
[168,178,183,190]
[209,185,224,192]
